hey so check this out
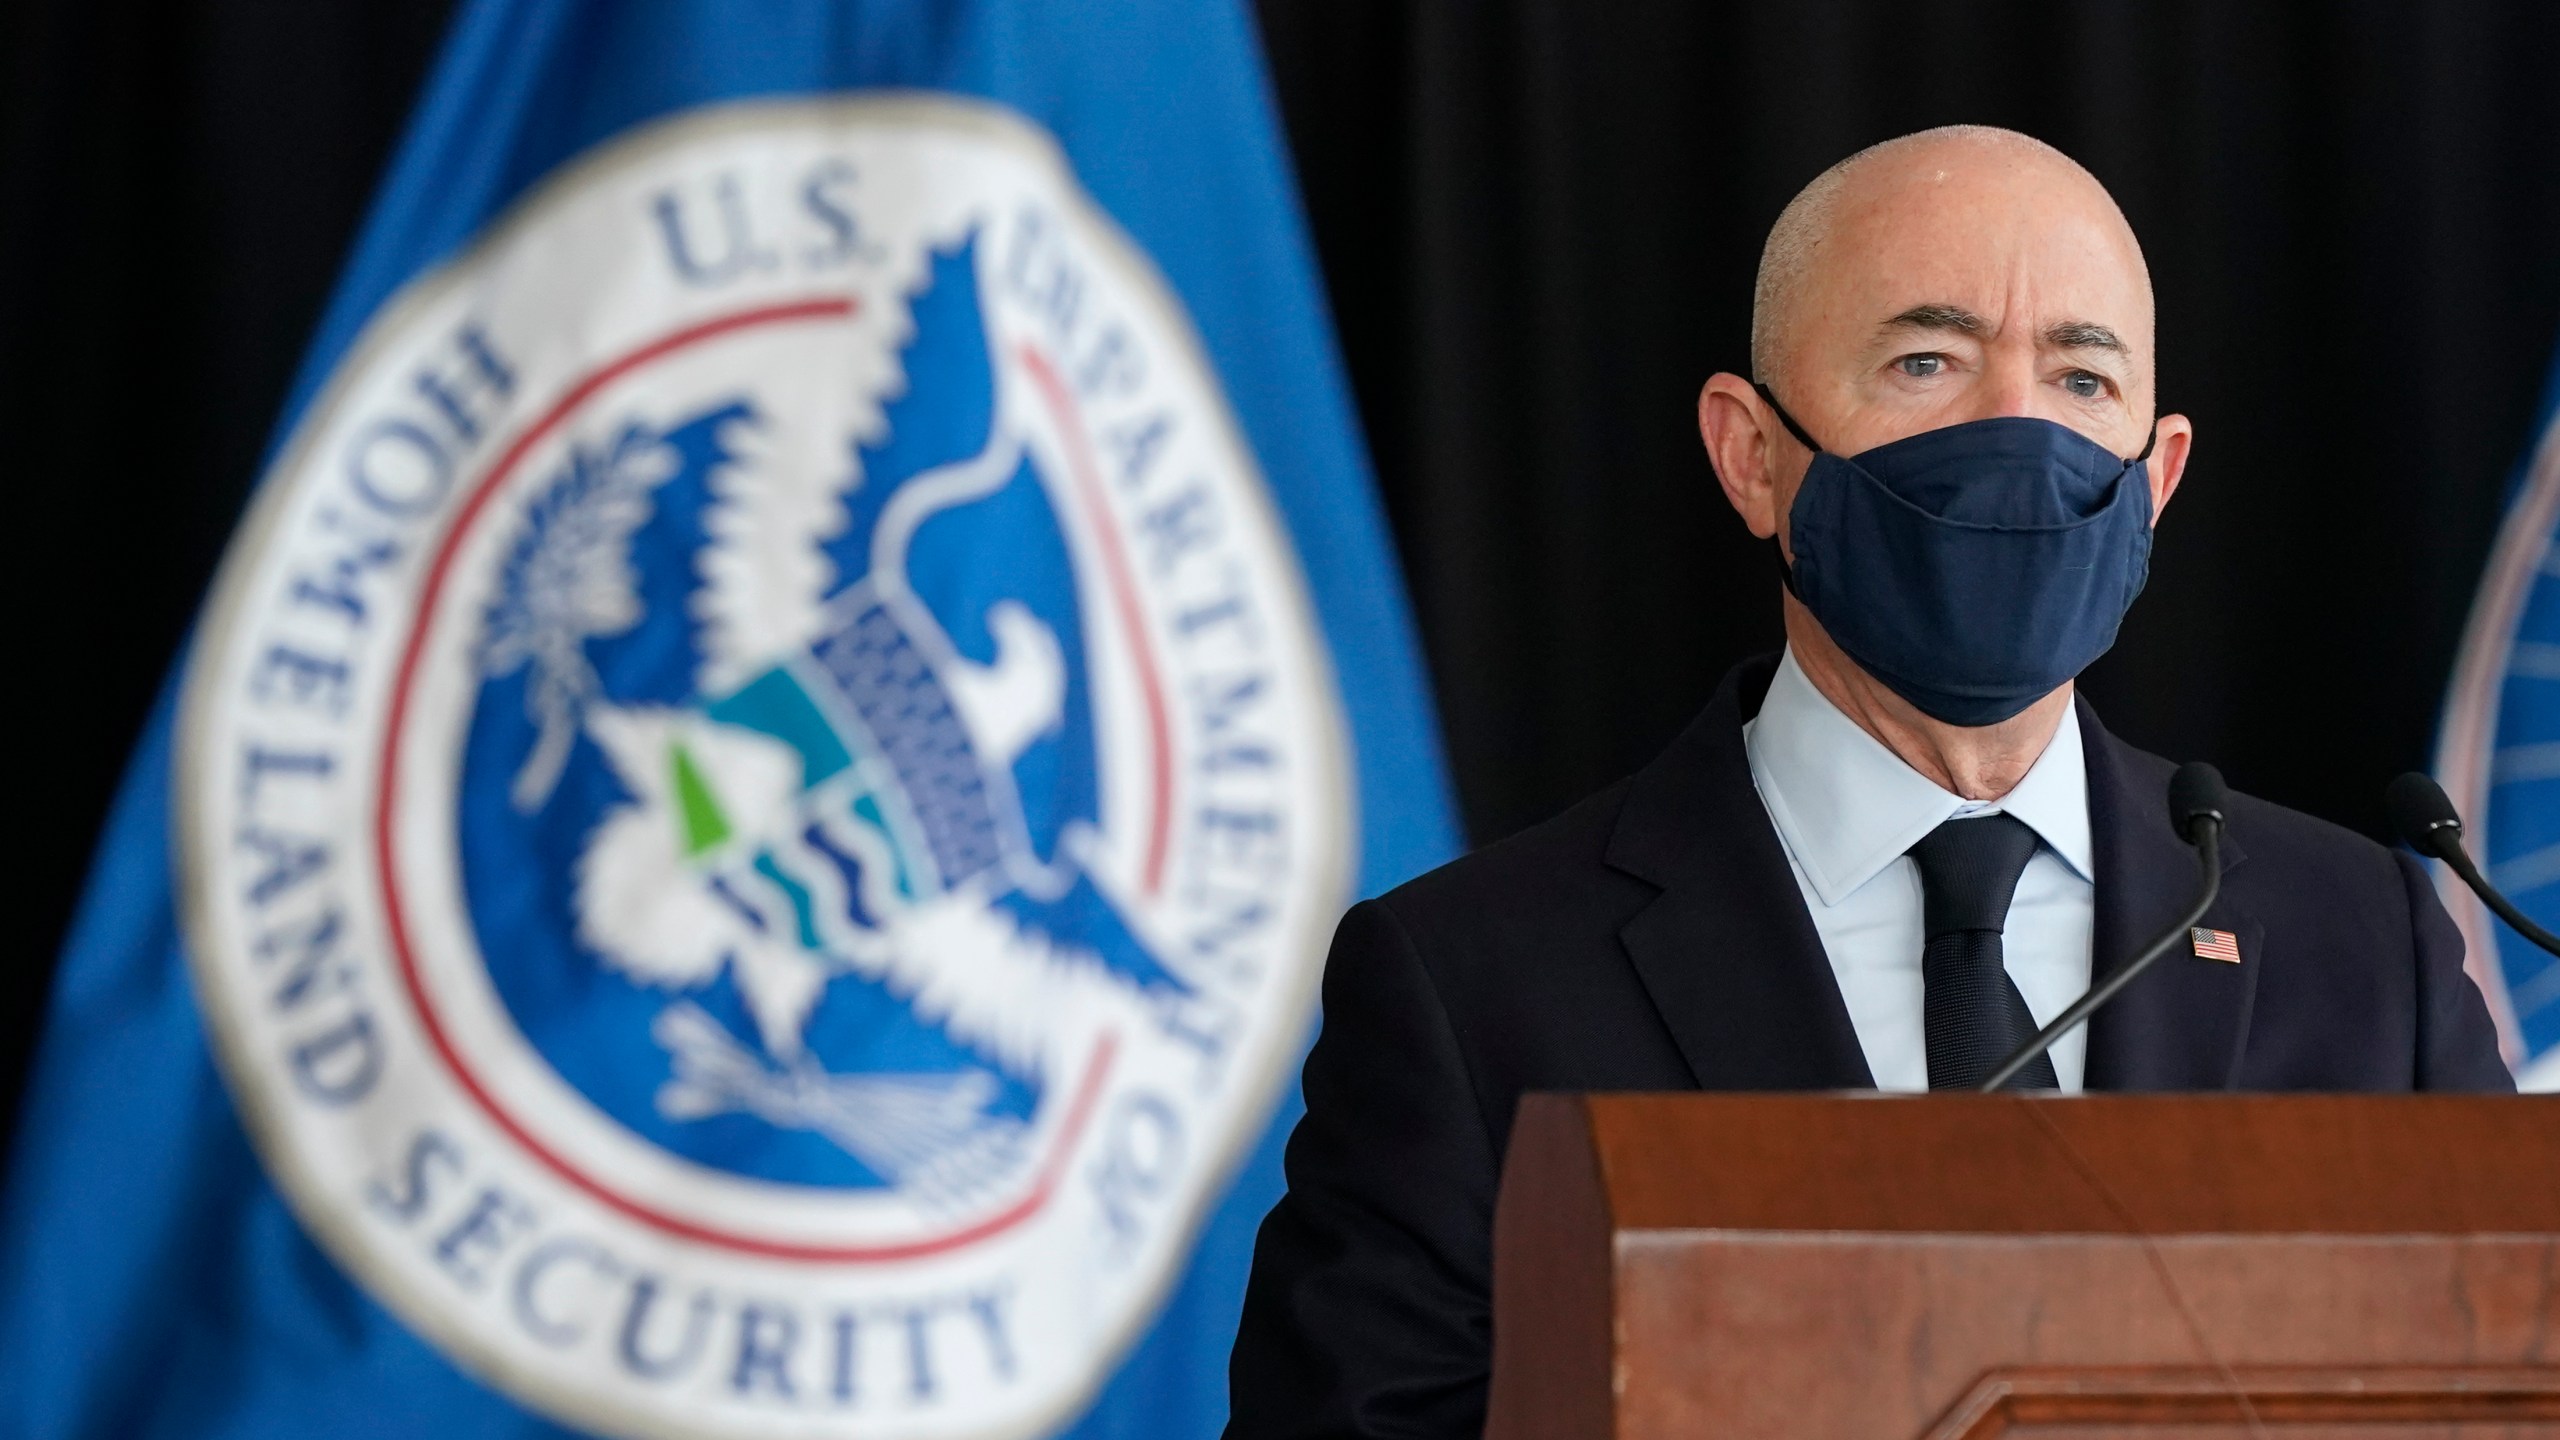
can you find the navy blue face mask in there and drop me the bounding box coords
[1755,384,2157,727]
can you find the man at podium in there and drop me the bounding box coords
[1225,125,2513,1438]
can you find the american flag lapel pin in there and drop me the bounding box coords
[2190,927,2242,963]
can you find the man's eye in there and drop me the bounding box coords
[2063,370,2108,400]
[1895,354,1945,378]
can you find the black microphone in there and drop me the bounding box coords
[1977,762,2228,1092]
[2385,771,2560,960]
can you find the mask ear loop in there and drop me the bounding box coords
[2127,419,2159,465]
[1751,382,1828,455]
[1749,383,1822,599]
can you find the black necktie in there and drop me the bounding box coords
[1906,812,2058,1091]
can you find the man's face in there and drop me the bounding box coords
[1710,140,2192,553]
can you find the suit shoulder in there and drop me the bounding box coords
[2223,787,2397,870]
[2217,790,2428,953]
[1372,778,1648,938]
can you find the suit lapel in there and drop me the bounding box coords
[2078,697,2262,1090]
[1605,657,1874,1090]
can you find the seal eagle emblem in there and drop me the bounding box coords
[179,96,1351,1440]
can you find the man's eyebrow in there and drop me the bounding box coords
[1880,303,1987,336]
[2044,319,2128,354]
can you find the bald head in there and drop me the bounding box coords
[1749,126,2153,398]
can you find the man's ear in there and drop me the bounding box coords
[2145,412,2196,520]
[1699,372,1790,541]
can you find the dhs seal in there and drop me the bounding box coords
[177,96,1352,1438]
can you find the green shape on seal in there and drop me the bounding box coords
[671,741,732,858]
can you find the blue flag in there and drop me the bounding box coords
[0,3,1459,1436]
[2431,342,2560,1093]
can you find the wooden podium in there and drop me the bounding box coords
[1485,1094,2560,1439]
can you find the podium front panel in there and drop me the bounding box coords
[1486,1094,2560,1439]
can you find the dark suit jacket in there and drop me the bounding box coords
[1225,654,2513,1440]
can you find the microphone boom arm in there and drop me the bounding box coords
[1977,820,2222,1093]
[2425,830,2560,959]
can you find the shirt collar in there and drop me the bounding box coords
[1742,647,2094,907]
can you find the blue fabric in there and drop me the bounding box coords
[1785,414,2154,727]
[0,1,1459,1434]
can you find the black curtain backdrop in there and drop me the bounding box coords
[6,2,2557,1133]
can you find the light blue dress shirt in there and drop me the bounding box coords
[1741,648,2095,1091]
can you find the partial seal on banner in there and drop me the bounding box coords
[2432,385,2560,1093]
